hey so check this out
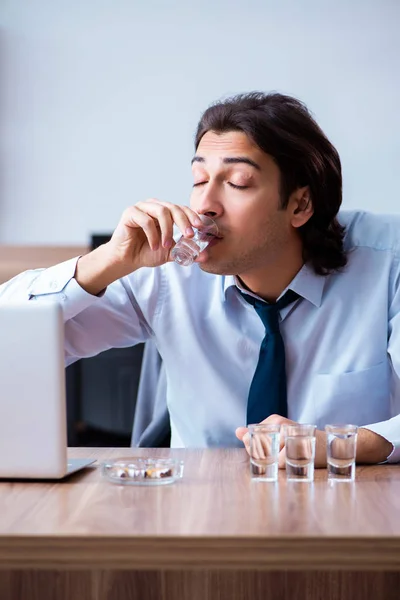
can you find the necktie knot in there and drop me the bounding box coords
[241,289,300,333]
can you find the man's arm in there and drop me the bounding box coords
[357,426,395,463]
[236,415,395,468]
[0,200,202,363]
[237,252,400,466]
[0,255,155,364]
[74,199,202,295]
[362,257,400,464]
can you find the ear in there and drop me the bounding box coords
[289,186,313,228]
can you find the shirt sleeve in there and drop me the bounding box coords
[0,257,160,366]
[364,253,400,463]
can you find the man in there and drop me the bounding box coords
[1,92,399,466]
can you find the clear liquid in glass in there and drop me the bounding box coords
[285,436,315,482]
[171,215,218,267]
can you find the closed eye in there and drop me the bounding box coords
[228,183,249,190]
[193,181,249,190]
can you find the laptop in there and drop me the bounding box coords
[0,302,95,479]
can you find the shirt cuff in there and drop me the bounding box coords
[361,421,400,463]
[28,256,104,320]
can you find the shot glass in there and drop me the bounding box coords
[325,424,358,481]
[170,214,219,266]
[248,423,281,482]
[284,424,316,482]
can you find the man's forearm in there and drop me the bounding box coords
[356,427,393,464]
[75,243,136,296]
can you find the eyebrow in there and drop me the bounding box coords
[191,156,261,170]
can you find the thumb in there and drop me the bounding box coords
[235,426,248,441]
[236,426,250,455]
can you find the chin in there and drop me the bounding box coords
[198,261,237,276]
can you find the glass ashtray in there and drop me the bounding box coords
[102,457,184,486]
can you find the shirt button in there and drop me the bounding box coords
[49,280,58,290]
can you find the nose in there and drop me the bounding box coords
[190,184,224,220]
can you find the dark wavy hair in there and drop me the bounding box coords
[195,92,347,275]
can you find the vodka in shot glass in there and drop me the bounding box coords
[171,214,219,266]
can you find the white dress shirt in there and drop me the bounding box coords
[1,210,400,461]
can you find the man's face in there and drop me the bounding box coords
[190,130,296,276]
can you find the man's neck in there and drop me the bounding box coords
[237,251,304,303]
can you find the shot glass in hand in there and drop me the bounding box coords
[325,424,358,481]
[248,424,281,482]
[171,214,219,266]
[285,424,316,482]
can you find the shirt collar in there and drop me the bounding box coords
[222,263,326,309]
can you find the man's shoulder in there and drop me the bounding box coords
[339,210,400,257]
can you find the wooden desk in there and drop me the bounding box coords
[0,245,88,284]
[0,448,399,600]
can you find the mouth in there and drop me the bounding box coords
[195,235,222,263]
[198,230,223,244]
[207,235,222,248]
[200,231,224,241]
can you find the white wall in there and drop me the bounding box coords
[1,0,399,244]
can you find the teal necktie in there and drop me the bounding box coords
[241,289,300,425]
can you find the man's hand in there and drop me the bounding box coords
[236,414,327,468]
[235,414,393,468]
[75,200,202,296]
[108,200,202,271]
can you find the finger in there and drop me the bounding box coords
[136,201,174,249]
[235,427,248,441]
[235,427,251,455]
[260,432,273,458]
[153,200,202,228]
[180,205,204,228]
[251,434,263,460]
[127,207,161,251]
[278,447,286,469]
[243,432,251,455]
[151,200,199,237]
